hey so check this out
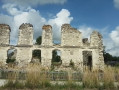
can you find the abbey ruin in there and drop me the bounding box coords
[0,23,104,71]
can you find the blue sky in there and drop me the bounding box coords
[0,0,119,56]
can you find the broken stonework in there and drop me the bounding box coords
[0,23,104,71]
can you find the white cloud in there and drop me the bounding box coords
[114,0,119,9]
[0,3,72,44]
[13,8,46,41]
[48,9,73,42]
[3,0,67,6]
[78,25,93,39]
[2,4,22,15]
[48,9,73,26]
[110,26,119,46]
[107,26,119,56]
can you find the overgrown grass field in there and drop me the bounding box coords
[0,64,119,90]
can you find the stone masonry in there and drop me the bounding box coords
[0,23,104,71]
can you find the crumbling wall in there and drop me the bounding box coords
[61,24,82,46]
[0,24,10,64]
[18,23,33,45]
[0,47,9,64]
[90,31,102,47]
[42,25,53,46]
[90,31,104,70]
[16,23,33,66]
[0,23,104,71]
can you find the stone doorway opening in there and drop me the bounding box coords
[31,49,41,63]
[83,51,92,71]
[7,49,17,64]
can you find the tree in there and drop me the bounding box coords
[103,47,119,64]
[52,50,57,62]
[103,52,113,63]
[36,36,42,45]
[52,50,61,62]
[32,50,41,60]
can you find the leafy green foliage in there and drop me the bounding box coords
[103,48,119,65]
[69,60,74,68]
[36,36,42,45]
[32,50,41,59]
[52,50,61,62]
[6,59,16,63]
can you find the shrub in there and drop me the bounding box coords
[69,60,74,68]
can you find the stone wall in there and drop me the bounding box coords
[16,47,32,66]
[61,24,82,46]
[18,23,33,45]
[42,25,53,46]
[0,24,10,65]
[0,23,104,71]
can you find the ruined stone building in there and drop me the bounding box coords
[0,23,104,71]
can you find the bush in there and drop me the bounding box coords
[6,59,16,63]
[69,60,74,68]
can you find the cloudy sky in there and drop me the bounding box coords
[0,0,119,56]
